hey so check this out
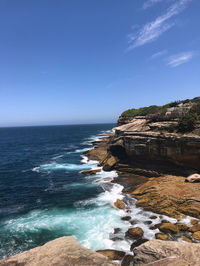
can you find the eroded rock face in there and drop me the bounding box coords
[132,175,200,219]
[113,118,200,174]
[134,240,200,266]
[0,236,117,266]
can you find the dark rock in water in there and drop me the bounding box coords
[125,227,144,240]
[144,220,152,225]
[130,238,148,251]
[110,236,124,241]
[130,220,139,225]
[149,223,161,230]
[96,249,125,260]
[81,169,101,175]
[161,219,169,224]
[159,222,179,234]
[150,215,157,220]
[121,216,131,221]
[176,223,189,231]
[121,254,133,266]
[114,228,121,234]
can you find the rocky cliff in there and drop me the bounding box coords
[103,98,200,175]
[0,237,117,266]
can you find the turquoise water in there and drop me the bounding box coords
[0,124,131,259]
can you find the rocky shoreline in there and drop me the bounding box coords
[83,126,200,265]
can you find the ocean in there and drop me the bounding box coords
[0,124,132,259]
[0,124,189,259]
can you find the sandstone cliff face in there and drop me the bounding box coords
[111,118,200,174]
[0,237,117,266]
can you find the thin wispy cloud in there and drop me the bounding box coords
[151,49,168,59]
[127,0,191,50]
[143,0,164,10]
[167,51,194,67]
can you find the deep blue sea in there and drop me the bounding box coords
[0,124,134,259]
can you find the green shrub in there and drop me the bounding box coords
[168,101,180,108]
[190,103,200,116]
[178,113,198,133]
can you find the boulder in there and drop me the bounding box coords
[185,173,200,183]
[159,222,178,234]
[121,216,131,221]
[193,231,200,240]
[132,175,200,219]
[96,249,125,261]
[0,236,117,266]
[125,227,144,240]
[134,240,200,266]
[155,233,168,240]
[189,224,200,232]
[81,169,101,175]
[121,255,133,266]
[176,223,189,231]
[113,228,121,234]
[114,199,125,209]
[149,215,157,220]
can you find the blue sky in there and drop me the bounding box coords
[0,0,199,126]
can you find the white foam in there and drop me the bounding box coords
[32,162,97,172]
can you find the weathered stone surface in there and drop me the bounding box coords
[155,233,168,240]
[96,249,125,261]
[81,169,101,175]
[189,224,200,232]
[176,223,189,231]
[114,118,200,172]
[114,199,125,209]
[132,175,200,219]
[121,255,133,266]
[186,173,200,183]
[125,227,144,240]
[134,240,200,266]
[0,236,117,266]
[193,231,200,240]
[159,222,178,234]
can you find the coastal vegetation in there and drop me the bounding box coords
[120,98,200,133]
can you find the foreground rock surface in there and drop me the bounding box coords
[134,240,200,266]
[96,249,125,261]
[132,175,200,218]
[0,237,117,266]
